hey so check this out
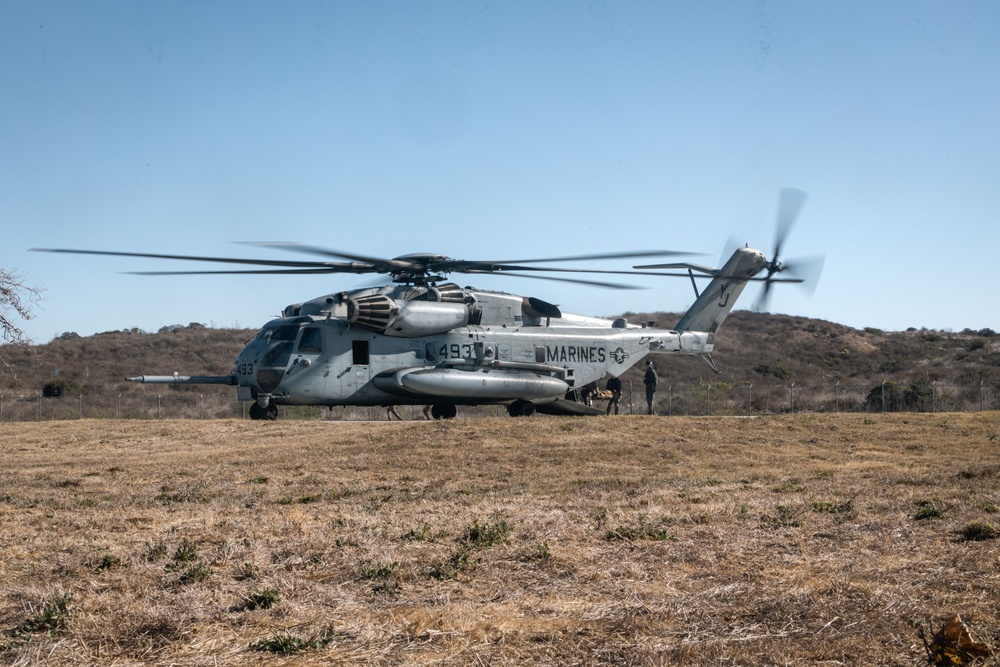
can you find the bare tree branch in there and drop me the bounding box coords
[1,267,44,343]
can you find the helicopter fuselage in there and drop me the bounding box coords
[126,245,773,418]
[229,286,712,410]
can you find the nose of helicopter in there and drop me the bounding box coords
[233,337,285,395]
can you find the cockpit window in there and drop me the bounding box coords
[298,327,323,354]
[271,324,301,342]
[253,326,276,342]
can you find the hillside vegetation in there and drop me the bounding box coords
[0,311,997,415]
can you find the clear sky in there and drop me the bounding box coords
[3,1,998,343]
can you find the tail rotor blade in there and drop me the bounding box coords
[773,188,807,260]
[753,281,775,313]
[781,254,825,296]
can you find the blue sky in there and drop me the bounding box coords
[3,1,998,342]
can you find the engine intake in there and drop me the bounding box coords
[346,294,470,337]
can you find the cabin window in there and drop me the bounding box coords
[298,327,323,354]
[352,340,370,366]
[535,346,546,364]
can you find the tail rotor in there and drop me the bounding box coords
[754,188,825,312]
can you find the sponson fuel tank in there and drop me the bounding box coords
[374,367,569,401]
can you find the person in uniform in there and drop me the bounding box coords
[643,360,657,415]
[605,375,622,415]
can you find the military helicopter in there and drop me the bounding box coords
[33,189,821,419]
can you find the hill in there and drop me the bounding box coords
[0,312,997,417]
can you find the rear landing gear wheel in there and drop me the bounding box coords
[507,399,535,417]
[430,404,457,420]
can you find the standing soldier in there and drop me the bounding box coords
[605,375,622,415]
[643,360,657,415]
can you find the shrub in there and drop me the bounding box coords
[958,522,999,542]
[14,594,72,636]
[866,382,903,412]
[238,588,279,611]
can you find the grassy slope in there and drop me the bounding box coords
[1,414,998,665]
[1,312,997,405]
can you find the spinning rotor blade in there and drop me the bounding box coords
[754,253,825,313]
[752,188,825,312]
[780,254,825,296]
[126,268,354,276]
[30,247,327,269]
[464,270,642,290]
[33,243,704,289]
[773,188,807,261]
[240,242,414,270]
[470,249,703,265]
[245,243,700,275]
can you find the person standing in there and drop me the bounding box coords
[643,360,657,415]
[605,375,622,415]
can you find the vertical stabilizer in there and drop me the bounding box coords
[674,247,768,334]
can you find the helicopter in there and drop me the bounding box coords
[32,189,822,420]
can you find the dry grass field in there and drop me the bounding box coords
[2,413,999,666]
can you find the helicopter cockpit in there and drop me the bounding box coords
[239,316,323,395]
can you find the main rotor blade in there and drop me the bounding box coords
[240,242,414,270]
[31,247,334,269]
[632,262,719,274]
[464,270,643,290]
[469,249,703,265]
[773,188,807,260]
[125,268,362,276]
[247,244,700,269]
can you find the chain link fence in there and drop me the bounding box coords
[629,380,999,416]
[1,380,997,421]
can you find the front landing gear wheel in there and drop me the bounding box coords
[507,399,536,417]
[430,404,457,420]
[249,402,278,421]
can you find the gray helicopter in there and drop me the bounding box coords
[33,189,821,420]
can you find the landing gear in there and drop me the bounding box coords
[507,399,536,417]
[430,404,458,420]
[249,401,278,421]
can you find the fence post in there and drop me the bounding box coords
[981,380,985,412]
[158,394,161,419]
[118,394,122,419]
[0,394,3,421]
[748,384,753,417]
[200,393,204,419]
[707,384,712,416]
[79,394,83,419]
[835,381,840,413]
[932,382,936,413]
[668,385,672,416]
[790,383,795,413]
[881,381,886,413]
[37,394,42,421]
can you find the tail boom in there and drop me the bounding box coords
[673,247,767,334]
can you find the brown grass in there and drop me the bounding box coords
[2,413,999,665]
